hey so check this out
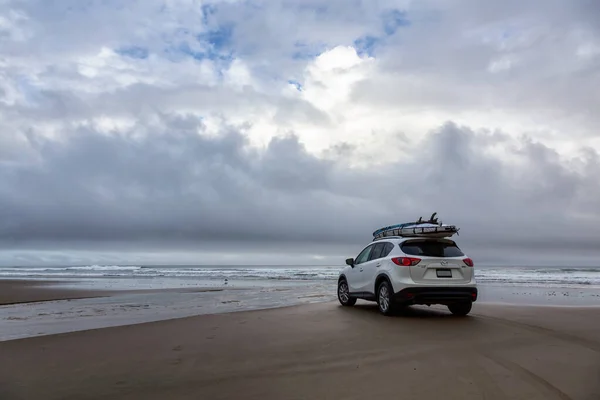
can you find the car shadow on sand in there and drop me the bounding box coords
[339,301,478,320]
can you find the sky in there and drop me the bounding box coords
[1,0,599,267]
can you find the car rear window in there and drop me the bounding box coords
[400,240,465,257]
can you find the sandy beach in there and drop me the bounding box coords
[1,290,599,400]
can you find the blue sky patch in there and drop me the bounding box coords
[350,9,409,56]
[382,9,410,35]
[160,23,235,64]
[197,25,233,52]
[354,35,380,57]
[173,42,205,60]
[200,3,217,24]
[288,80,303,91]
[165,40,234,64]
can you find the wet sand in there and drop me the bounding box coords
[1,301,599,400]
[0,280,113,305]
[0,279,228,306]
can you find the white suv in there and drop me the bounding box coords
[337,236,477,316]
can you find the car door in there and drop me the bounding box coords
[347,243,374,293]
[360,242,385,293]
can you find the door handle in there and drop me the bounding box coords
[375,263,381,267]
[359,268,364,272]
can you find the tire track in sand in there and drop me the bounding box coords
[473,312,600,353]
[472,311,600,399]
[481,352,573,400]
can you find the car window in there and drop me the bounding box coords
[381,242,394,258]
[368,243,385,261]
[355,245,374,264]
[400,240,465,257]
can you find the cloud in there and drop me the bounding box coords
[1,0,599,265]
[2,116,600,266]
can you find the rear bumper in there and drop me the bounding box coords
[393,286,478,305]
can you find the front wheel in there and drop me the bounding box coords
[448,301,472,316]
[338,279,356,306]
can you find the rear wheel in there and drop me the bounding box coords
[338,279,356,306]
[377,280,396,316]
[448,301,472,316]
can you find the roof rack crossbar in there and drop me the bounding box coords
[372,236,404,241]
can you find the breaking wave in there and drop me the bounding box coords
[0,265,598,288]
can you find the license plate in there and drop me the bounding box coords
[436,269,452,278]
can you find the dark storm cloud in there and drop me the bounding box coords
[0,115,351,245]
[2,117,600,259]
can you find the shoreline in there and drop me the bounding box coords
[2,278,599,343]
[2,278,599,305]
[2,277,599,309]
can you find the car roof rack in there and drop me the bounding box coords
[372,235,457,242]
[372,236,404,242]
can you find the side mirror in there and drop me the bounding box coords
[345,258,355,267]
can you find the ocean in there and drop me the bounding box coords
[1,264,599,289]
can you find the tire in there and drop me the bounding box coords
[448,301,472,316]
[338,279,356,306]
[377,280,396,316]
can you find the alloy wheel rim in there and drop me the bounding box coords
[379,285,389,312]
[339,282,349,302]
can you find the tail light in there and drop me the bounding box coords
[392,257,421,266]
[463,258,474,267]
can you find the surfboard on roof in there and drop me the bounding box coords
[372,212,459,240]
